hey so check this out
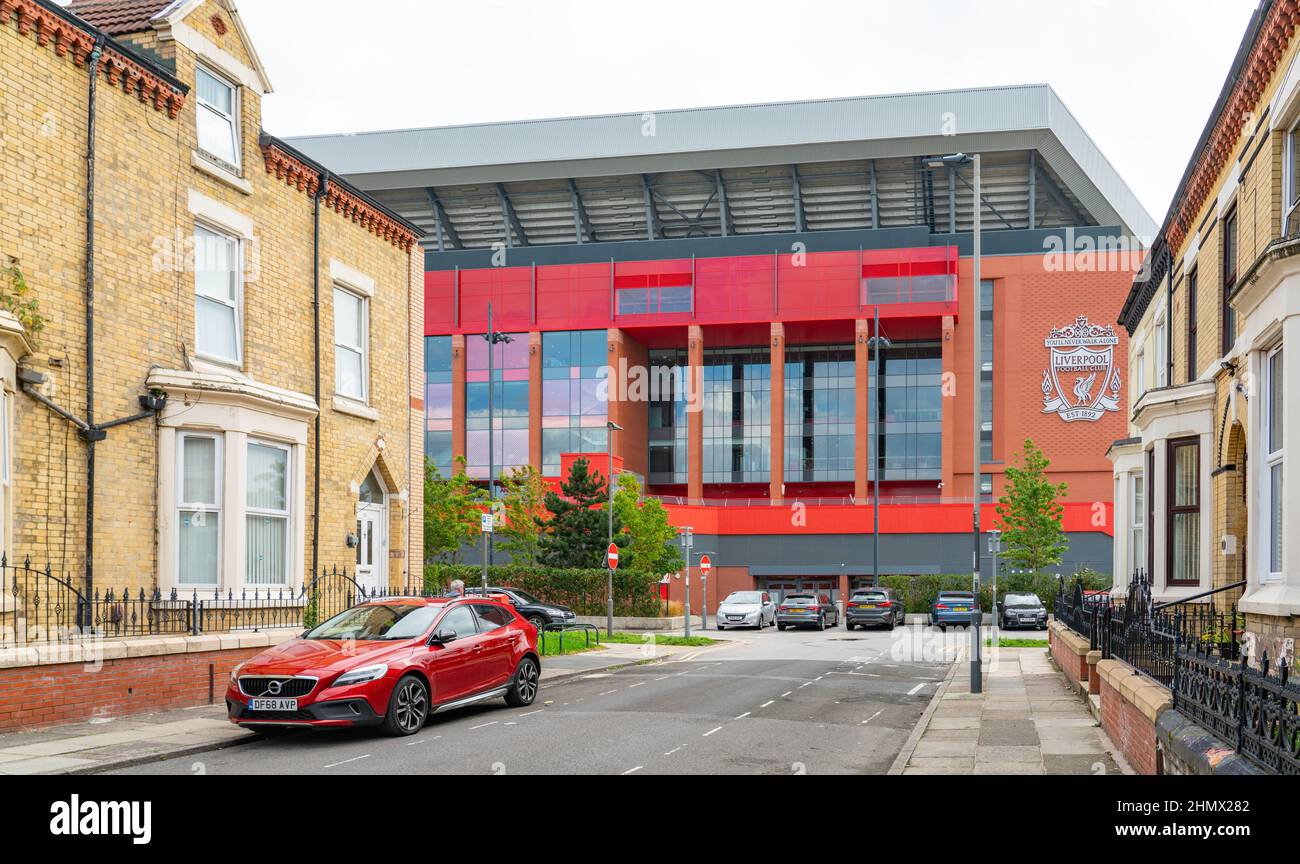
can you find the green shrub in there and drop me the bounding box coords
[878,570,1110,614]
[423,564,662,617]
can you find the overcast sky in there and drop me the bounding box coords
[229,1,1258,225]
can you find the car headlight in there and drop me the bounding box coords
[229,662,245,684]
[333,663,388,687]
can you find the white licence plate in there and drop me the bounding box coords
[249,698,297,712]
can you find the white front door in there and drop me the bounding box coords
[356,504,387,593]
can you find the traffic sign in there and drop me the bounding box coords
[700,554,712,576]
[480,513,494,534]
[606,543,620,570]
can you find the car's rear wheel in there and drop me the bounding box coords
[777,623,786,631]
[382,675,428,737]
[845,621,854,631]
[505,656,540,707]
[817,614,826,632]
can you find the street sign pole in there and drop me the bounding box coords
[699,554,712,630]
[606,542,620,637]
[480,512,493,595]
[680,527,693,638]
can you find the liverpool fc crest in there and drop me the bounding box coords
[1041,316,1122,423]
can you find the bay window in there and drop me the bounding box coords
[194,224,241,365]
[1266,345,1284,580]
[196,65,240,169]
[178,433,222,585]
[247,441,290,585]
[334,286,368,403]
[1167,437,1201,586]
[1131,473,1144,577]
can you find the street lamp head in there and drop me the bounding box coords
[923,152,973,170]
[607,421,624,432]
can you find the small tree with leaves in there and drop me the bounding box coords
[612,473,683,577]
[995,438,1069,573]
[423,456,486,564]
[540,457,621,569]
[495,465,550,568]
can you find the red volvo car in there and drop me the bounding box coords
[226,596,540,736]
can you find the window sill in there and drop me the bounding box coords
[192,150,252,195]
[333,396,379,422]
[1239,582,1300,617]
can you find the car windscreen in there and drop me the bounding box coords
[1004,593,1043,607]
[851,592,887,601]
[938,593,974,600]
[724,592,762,604]
[507,588,541,605]
[783,595,818,605]
[305,604,440,640]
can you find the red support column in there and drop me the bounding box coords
[528,331,542,471]
[940,314,956,496]
[452,333,467,466]
[688,324,704,503]
[854,319,870,503]
[769,322,785,503]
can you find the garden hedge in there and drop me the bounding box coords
[877,570,1109,615]
[423,564,662,617]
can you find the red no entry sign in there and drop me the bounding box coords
[700,555,712,577]
[606,543,620,570]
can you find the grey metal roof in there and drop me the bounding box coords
[287,84,1155,248]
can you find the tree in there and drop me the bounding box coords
[612,473,683,577]
[423,456,486,564]
[495,465,550,568]
[540,457,621,568]
[995,438,1069,573]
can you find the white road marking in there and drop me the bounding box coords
[599,689,618,696]
[759,700,775,708]
[622,766,643,775]
[781,691,792,698]
[664,746,683,756]
[906,683,927,696]
[470,721,499,730]
[734,712,751,720]
[629,682,646,688]
[703,726,724,737]
[519,710,544,717]
[799,682,812,688]
[654,676,670,681]
[504,722,518,726]
[862,710,884,726]
[324,754,370,769]
[406,735,442,746]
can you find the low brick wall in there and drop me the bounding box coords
[1095,658,1171,776]
[1048,621,1091,686]
[0,629,300,732]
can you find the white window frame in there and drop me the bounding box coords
[333,285,369,404]
[195,64,241,170]
[1135,350,1146,399]
[1131,472,1145,577]
[1154,315,1168,388]
[1264,343,1285,582]
[1286,118,1300,236]
[193,222,243,368]
[176,431,223,587]
[246,438,292,586]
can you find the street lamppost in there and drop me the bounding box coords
[606,420,623,637]
[483,302,513,570]
[679,527,694,637]
[925,152,982,694]
[868,305,891,588]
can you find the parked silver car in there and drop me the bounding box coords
[715,591,777,630]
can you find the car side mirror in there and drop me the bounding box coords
[430,628,458,645]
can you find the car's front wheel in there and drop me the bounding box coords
[505,656,540,707]
[527,615,546,632]
[381,674,428,737]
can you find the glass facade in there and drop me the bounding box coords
[542,330,609,476]
[785,345,856,483]
[648,348,688,486]
[873,341,942,481]
[701,347,771,484]
[424,336,453,475]
[980,280,994,463]
[466,332,529,479]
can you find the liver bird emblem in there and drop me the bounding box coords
[1072,372,1096,406]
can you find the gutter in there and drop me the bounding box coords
[310,170,329,582]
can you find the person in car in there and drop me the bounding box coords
[445,579,466,598]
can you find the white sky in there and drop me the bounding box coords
[239,1,1256,223]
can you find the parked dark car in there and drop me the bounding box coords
[930,591,976,630]
[465,586,576,632]
[845,587,904,630]
[999,592,1048,630]
[776,593,839,631]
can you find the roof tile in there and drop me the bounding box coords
[66,0,176,35]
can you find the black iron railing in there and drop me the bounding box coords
[1055,569,1298,775]
[0,560,435,648]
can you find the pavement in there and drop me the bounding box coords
[890,645,1126,776]
[0,637,703,775]
[100,623,957,775]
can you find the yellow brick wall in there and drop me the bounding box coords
[0,2,421,592]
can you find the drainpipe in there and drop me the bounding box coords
[1166,245,1174,385]
[83,35,106,599]
[310,172,329,581]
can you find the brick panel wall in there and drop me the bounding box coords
[1099,674,1158,775]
